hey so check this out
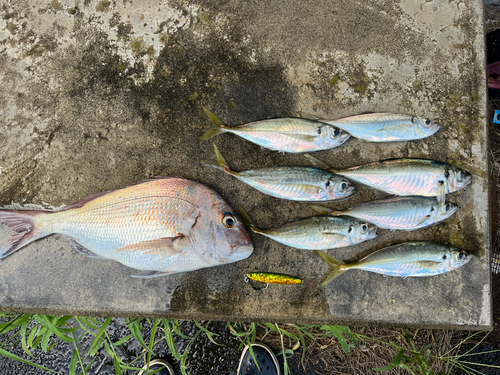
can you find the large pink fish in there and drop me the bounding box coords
[0,178,253,277]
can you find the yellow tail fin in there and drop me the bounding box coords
[238,206,264,234]
[316,251,346,286]
[200,106,226,140]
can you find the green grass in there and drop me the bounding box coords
[0,312,498,375]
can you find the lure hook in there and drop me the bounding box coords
[244,275,269,290]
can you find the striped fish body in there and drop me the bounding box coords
[233,166,355,201]
[225,118,350,153]
[325,113,440,142]
[254,216,377,250]
[334,196,458,230]
[334,159,471,196]
[0,178,253,277]
[344,242,471,277]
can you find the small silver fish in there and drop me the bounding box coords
[311,195,458,231]
[0,178,253,277]
[202,144,356,201]
[239,207,377,250]
[305,155,472,196]
[310,113,440,142]
[317,241,472,286]
[200,106,350,153]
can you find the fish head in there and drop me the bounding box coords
[321,125,351,148]
[326,178,356,200]
[413,117,441,137]
[348,221,378,243]
[204,200,254,265]
[445,247,472,270]
[434,201,459,221]
[446,167,472,192]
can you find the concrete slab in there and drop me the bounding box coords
[0,0,491,329]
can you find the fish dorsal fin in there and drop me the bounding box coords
[297,111,321,120]
[60,178,173,210]
[61,190,115,210]
[304,154,331,169]
[114,236,190,259]
[64,236,107,259]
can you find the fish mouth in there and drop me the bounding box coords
[233,244,254,260]
[338,132,351,145]
[428,123,441,134]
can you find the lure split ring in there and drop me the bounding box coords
[244,274,269,290]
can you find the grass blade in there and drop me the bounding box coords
[0,346,56,373]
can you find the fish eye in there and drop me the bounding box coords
[361,224,368,232]
[330,128,340,138]
[457,252,466,260]
[223,215,236,228]
[444,169,450,179]
[445,203,451,212]
[425,119,431,125]
[340,181,348,191]
[459,170,466,180]
[442,254,447,260]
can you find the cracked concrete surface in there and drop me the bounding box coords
[0,0,492,329]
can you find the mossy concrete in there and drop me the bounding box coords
[0,0,491,329]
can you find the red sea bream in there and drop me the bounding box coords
[0,178,253,277]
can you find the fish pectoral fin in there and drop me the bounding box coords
[114,236,190,259]
[285,133,317,142]
[375,123,409,132]
[131,270,172,278]
[64,236,107,259]
[407,260,441,270]
[280,183,321,195]
[413,215,431,228]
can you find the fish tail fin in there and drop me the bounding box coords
[200,106,227,140]
[0,210,46,258]
[238,206,264,234]
[304,154,332,170]
[201,144,236,175]
[316,251,346,286]
[310,205,342,216]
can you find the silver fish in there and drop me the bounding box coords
[239,207,377,250]
[202,144,356,201]
[316,113,440,142]
[311,195,458,231]
[317,241,472,286]
[0,178,253,277]
[305,154,472,196]
[200,106,350,153]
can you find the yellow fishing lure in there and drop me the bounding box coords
[245,273,302,285]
